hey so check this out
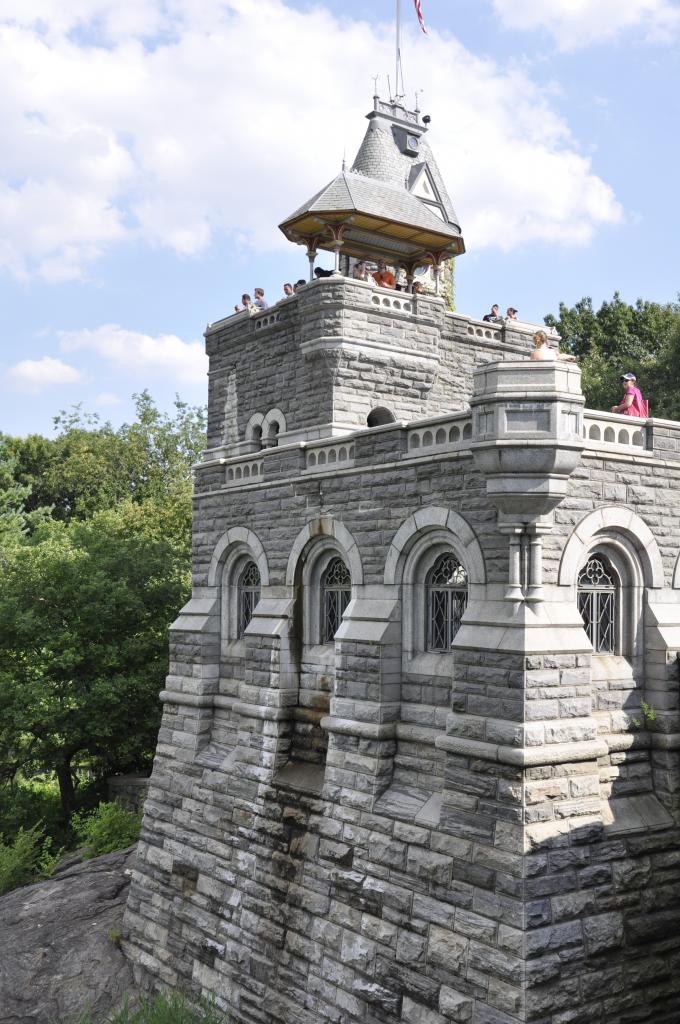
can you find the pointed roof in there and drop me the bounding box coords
[351,102,461,232]
[279,97,465,266]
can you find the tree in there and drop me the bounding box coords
[0,391,206,523]
[0,497,191,821]
[0,455,32,546]
[545,293,680,418]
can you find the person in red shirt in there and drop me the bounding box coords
[373,259,396,289]
[611,372,648,417]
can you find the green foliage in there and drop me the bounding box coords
[0,500,190,818]
[0,453,33,545]
[0,776,64,845]
[1,391,206,523]
[0,821,62,896]
[632,701,658,729]
[0,391,202,826]
[545,292,680,417]
[71,801,142,859]
[440,258,456,312]
[58,992,226,1024]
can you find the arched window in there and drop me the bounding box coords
[578,554,618,654]
[426,553,468,651]
[321,557,351,643]
[266,421,280,447]
[367,406,396,428]
[237,561,261,638]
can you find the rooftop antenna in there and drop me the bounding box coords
[372,73,380,110]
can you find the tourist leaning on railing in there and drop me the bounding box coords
[611,372,649,417]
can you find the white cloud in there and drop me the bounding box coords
[59,324,207,384]
[0,0,623,280]
[493,0,680,49]
[6,356,84,393]
[94,391,123,406]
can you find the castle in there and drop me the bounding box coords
[123,96,680,1023]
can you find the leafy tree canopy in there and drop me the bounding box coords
[545,292,680,418]
[0,390,206,522]
[0,392,204,823]
[0,499,190,819]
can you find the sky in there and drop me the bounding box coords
[1,0,679,437]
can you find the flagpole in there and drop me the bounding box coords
[395,0,401,100]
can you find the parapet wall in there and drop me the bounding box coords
[204,279,539,454]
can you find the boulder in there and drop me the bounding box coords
[0,845,138,1024]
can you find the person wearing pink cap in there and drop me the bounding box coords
[611,372,648,417]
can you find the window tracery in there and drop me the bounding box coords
[578,554,618,654]
[425,552,468,651]
[321,557,351,643]
[237,561,261,638]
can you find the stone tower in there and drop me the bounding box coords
[123,99,680,1024]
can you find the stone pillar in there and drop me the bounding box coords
[435,360,605,1016]
[323,585,401,808]
[157,591,222,761]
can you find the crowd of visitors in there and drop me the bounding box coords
[234,258,435,314]
[232,272,649,421]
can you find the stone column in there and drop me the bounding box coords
[322,584,401,808]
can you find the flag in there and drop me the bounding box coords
[413,0,427,33]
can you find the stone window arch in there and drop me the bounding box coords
[426,552,468,652]
[367,406,396,428]
[302,544,353,648]
[244,412,265,450]
[207,527,269,655]
[384,507,483,675]
[219,546,263,651]
[572,535,646,664]
[261,408,287,448]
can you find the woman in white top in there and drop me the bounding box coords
[530,330,577,362]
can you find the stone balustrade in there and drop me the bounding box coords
[304,440,356,471]
[583,410,647,449]
[225,458,264,485]
[406,413,471,453]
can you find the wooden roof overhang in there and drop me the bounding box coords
[279,208,465,265]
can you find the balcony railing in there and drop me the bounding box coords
[583,410,646,450]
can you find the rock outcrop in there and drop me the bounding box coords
[0,845,138,1024]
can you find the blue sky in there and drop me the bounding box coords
[1,0,679,437]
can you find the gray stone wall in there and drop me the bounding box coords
[204,279,536,453]
[124,299,680,1023]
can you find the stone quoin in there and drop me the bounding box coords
[122,96,680,1024]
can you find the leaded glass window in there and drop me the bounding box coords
[238,561,260,638]
[578,555,617,654]
[426,553,468,651]
[322,557,351,643]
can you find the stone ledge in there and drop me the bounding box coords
[273,761,325,795]
[321,716,396,740]
[602,794,674,835]
[435,734,608,766]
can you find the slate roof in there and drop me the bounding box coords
[281,171,461,241]
[279,98,465,262]
[351,115,461,231]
